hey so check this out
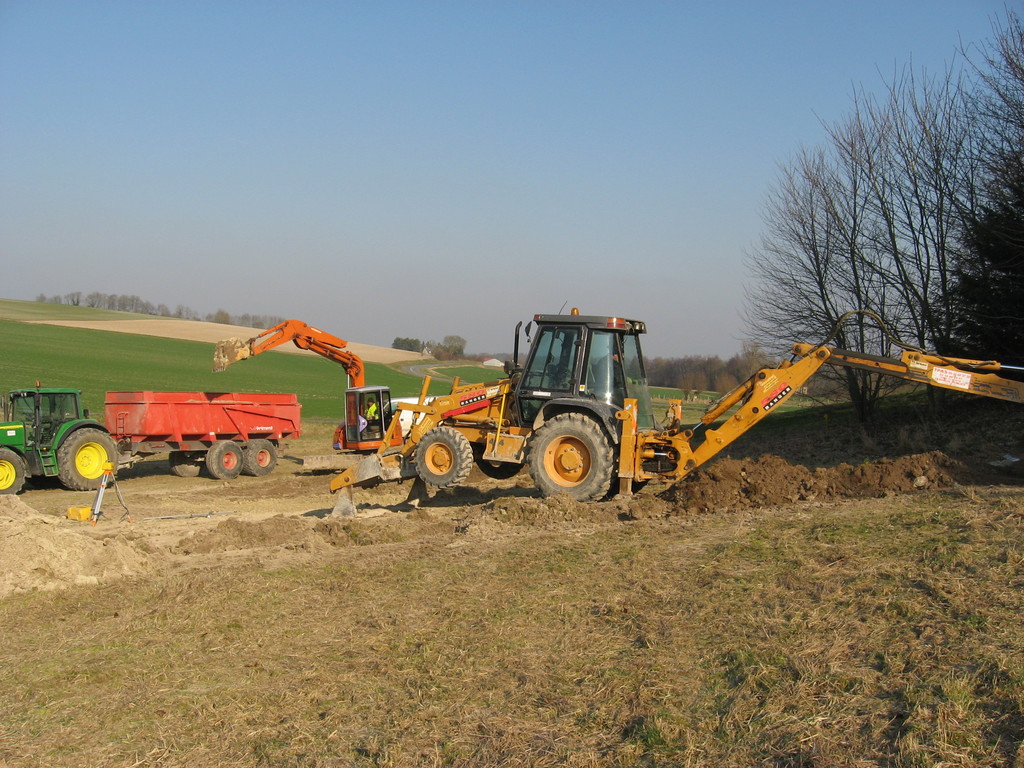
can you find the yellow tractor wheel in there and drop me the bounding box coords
[57,428,117,491]
[0,448,27,495]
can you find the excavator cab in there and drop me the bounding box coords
[339,385,396,451]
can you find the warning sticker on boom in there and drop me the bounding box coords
[762,384,792,411]
[932,367,972,390]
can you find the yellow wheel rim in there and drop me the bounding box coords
[543,436,591,488]
[0,460,15,490]
[424,443,454,475]
[75,442,108,480]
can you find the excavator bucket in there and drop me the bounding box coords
[212,337,252,373]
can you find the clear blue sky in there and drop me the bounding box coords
[0,0,1008,357]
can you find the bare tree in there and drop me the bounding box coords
[746,57,981,418]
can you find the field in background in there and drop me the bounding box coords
[0,317,453,420]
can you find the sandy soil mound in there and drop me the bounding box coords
[174,514,329,554]
[662,450,974,513]
[0,496,151,597]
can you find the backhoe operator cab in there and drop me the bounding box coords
[516,311,656,434]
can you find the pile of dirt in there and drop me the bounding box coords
[0,496,151,597]
[174,515,328,554]
[173,510,453,555]
[661,450,976,513]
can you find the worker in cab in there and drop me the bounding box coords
[361,395,382,440]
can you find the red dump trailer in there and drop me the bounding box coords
[105,391,301,479]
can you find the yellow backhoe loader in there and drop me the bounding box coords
[328,309,1024,515]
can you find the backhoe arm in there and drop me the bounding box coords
[635,346,833,485]
[792,343,1024,404]
[635,342,1023,489]
[213,319,365,387]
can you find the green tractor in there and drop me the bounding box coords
[0,386,118,495]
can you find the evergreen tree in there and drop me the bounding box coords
[952,171,1024,366]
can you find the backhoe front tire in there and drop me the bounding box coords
[0,448,27,495]
[205,441,243,480]
[242,439,277,476]
[414,426,473,488]
[528,413,615,502]
[57,428,117,491]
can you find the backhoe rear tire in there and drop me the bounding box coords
[0,448,27,495]
[242,439,277,476]
[528,413,615,502]
[205,441,243,480]
[57,428,117,491]
[414,426,473,488]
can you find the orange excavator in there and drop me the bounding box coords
[213,319,399,452]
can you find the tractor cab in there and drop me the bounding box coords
[514,310,656,431]
[338,385,397,451]
[4,388,87,449]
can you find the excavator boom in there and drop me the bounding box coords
[213,319,366,387]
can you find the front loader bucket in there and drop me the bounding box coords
[212,338,252,373]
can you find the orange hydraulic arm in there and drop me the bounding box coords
[213,319,365,387]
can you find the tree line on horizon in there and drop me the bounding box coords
[33,292,285,332]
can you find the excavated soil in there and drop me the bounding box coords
[661,450,977,513]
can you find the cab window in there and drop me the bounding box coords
[521,326,580,392]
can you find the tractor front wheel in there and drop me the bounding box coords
[528,413,614,501]
[0,448,27,495]
[205,441,243,480]
[57,428,117,491]
[414,426,473,488]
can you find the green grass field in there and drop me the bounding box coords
[0,317,444,420]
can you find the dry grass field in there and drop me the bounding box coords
[2,404,1024,767]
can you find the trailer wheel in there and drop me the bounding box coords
[168,451,202,477]
[242,439,277,476]
[414,426,473,488]
[528,413,615,502]
[205,441,243,480]
[0,448,27,495]
[57,428,117,491]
